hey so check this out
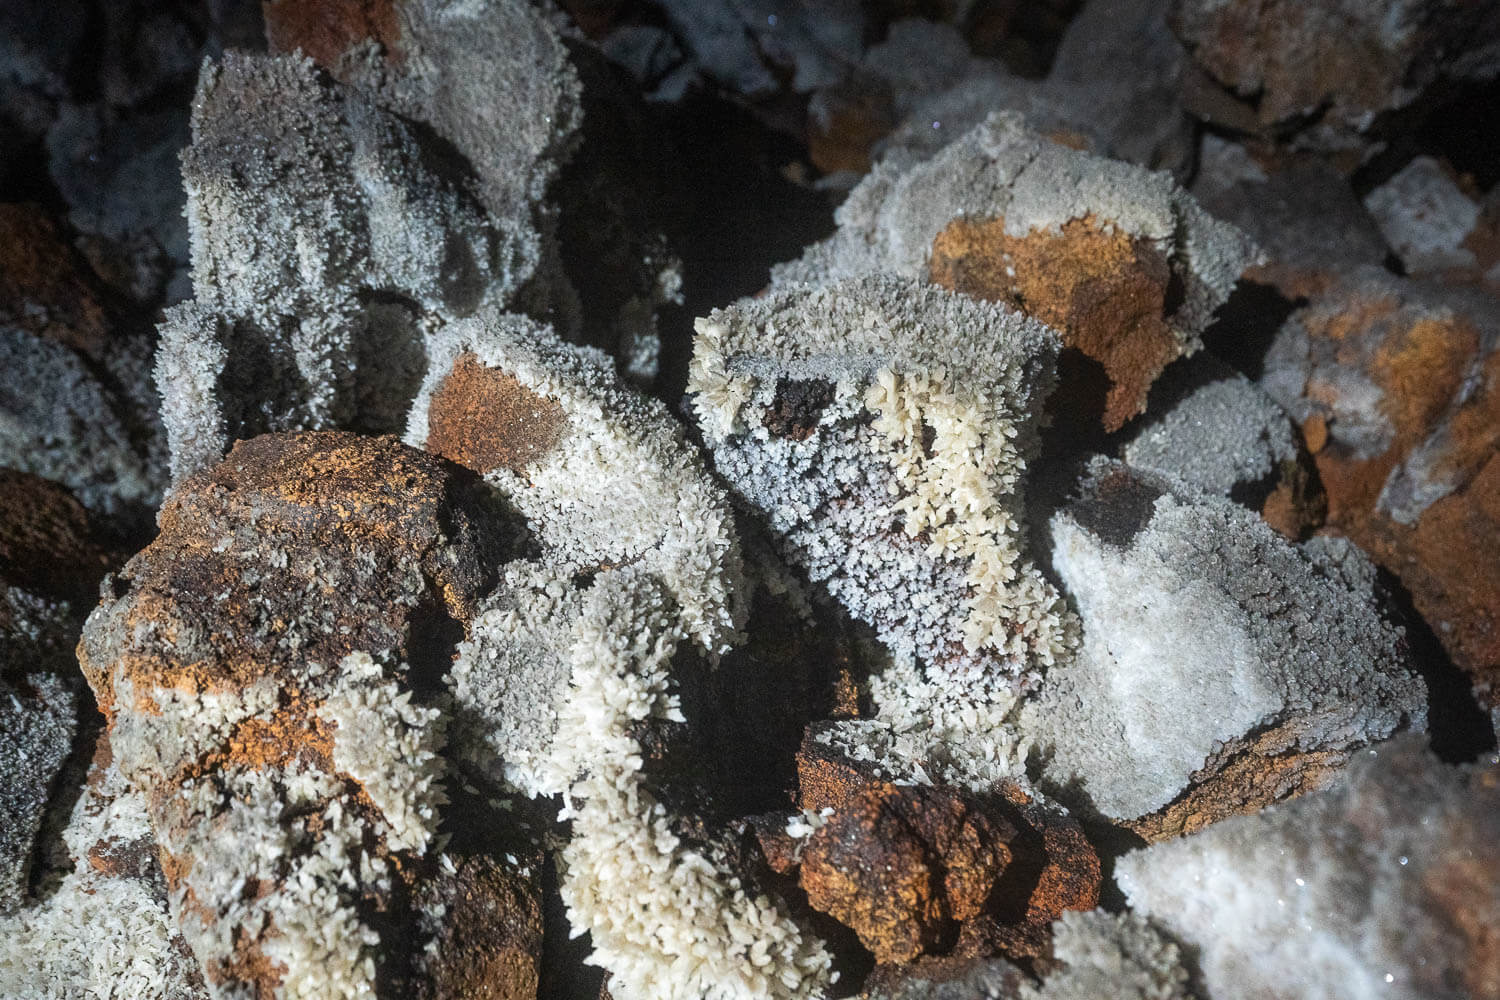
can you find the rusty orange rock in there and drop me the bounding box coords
[798,780,1014,964]
[263,0,404,68]
[1262,272,1500,705]
[426,352,569,476]
[930,214,1179,431]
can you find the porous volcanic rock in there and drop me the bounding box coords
[1259,269,1500,705]
[1024,460,1427,828]
[773,112,1259,431]
[77,431,524,998]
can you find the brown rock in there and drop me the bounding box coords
[798,780,1014,964]
[0,468,111,603]
[81,431,510,716]
[1261,272,1500,704]
[1125,723,1350,843]
[1170,0,1500,155]
[416,854,544,1000]
[794,732,1101,960]
[77,431,523,997]
[931,214,1178,431]
[0,203,110,359]
[263,0,404,68]
[426,353,569,476]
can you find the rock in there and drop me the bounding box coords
[0,203,110,355]
[692,275,1070,687]
[413,854,544,1000]
[644,0,865,99]
[864,909,1192,1000]
[794,728,1100,966]
[1258,268,1500,703]
[1118,734,1500,1000]
[1191,140,1392,298]
[1039,0,1195,176]
[0,467,112,604]
[0,204,165,521]
[1363,156,1499,283]
[1121,355,1321,536]
[0,673,75,912]
[797,781,1015,963]
[1024,910,1193,1000]
[774,112,1260,431]
[263,0,607,348]
[45,103,191,305]
[1170,0,1500,160]
[818,0,1193,180]
[77,431,522,997]
[409,309,830,1000]
[0,734,209,999]
[155,50,518,482]
[263,0,579,230]
[861,954,1028,1000]
[0,465,108,867]
[1023,460,1427,827]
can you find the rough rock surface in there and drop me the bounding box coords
[265,0,684,378]
[1122,355,1301,502]
[775,113,1259,430]
[797,780,1014,963]
[0,673,75,913]
[1259,269,1500,704]
[1170,0,1500,159]
[1190,141,1392,298]
[407,308,830,1000]
[692,274,1070,687]
[0,735,210,999]
[0,204,165,520]
[1024,460,1427,826]
[78,431,525,998]
[155,51,524,483]
[1364,156,1500,284]
[792,727,1100,967]
[1119,734,1500,1000]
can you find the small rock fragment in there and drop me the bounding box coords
[1363,156,1495,282]
[1024,460,1426,826]
[794,728,1100,966]
[1118,734,1500,1000]
[797,781,1014,963]
[1122,355,1318,534]
[775,113,1259,430]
